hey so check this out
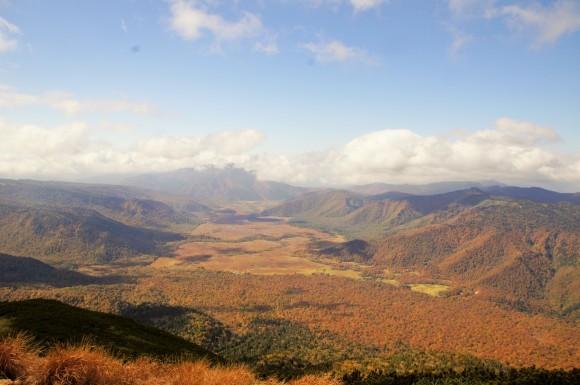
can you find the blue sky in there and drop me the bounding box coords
[0,0,579,191]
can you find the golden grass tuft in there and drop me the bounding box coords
[0,333,39,381]
[30,341,124,385]
[0,336,340,385]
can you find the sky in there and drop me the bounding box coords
[0,0,579,191]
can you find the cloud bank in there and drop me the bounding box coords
[0,117,577,191]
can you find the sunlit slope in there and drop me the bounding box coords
[267,188,579,317]
[372,200,580,317]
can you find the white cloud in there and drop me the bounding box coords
[168,0,263,42]
[0,116,577,191]
[445,25,472,55]
[349,0,387,12]
[301,39,376,65]
[253,37,279,55]
[251,118,579,189]
[0,16,19,53]
[500,1,580,48]
[0,119,265,179]
[446,0,580,48]
[300,0,387,12]
[0,85,157,116]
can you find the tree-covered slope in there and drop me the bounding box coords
[0,202,182,265]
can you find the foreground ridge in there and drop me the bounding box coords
[0,334,339,385]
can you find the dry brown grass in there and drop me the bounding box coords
[29,341,125,385]
[0,336,340,385]
[0,333,39,381]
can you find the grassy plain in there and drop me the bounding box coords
[152,216,362,277]
[151,213,456,289]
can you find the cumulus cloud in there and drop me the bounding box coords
[0,120,265,179]
[0,16,19,53]
[251,118,578,189]
[301,39,377,65]
[0,85,157,116]
[0,117,577,190]
[168,0,263,42]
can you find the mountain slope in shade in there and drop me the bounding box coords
[0,202,182,266]
[123,166,308,204]
[0,299,220,362]
[0,253,103,287]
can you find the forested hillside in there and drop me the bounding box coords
[267,189,579,318]
[0,202,182,265]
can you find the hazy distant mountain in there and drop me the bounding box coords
[482,185,580,205]
[346,180,506,195]
[122,166,308,204]
[0,178,206,227]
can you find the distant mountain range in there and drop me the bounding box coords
[122,166,309,204]
[345,180,507,195]
[0,178,207,227]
